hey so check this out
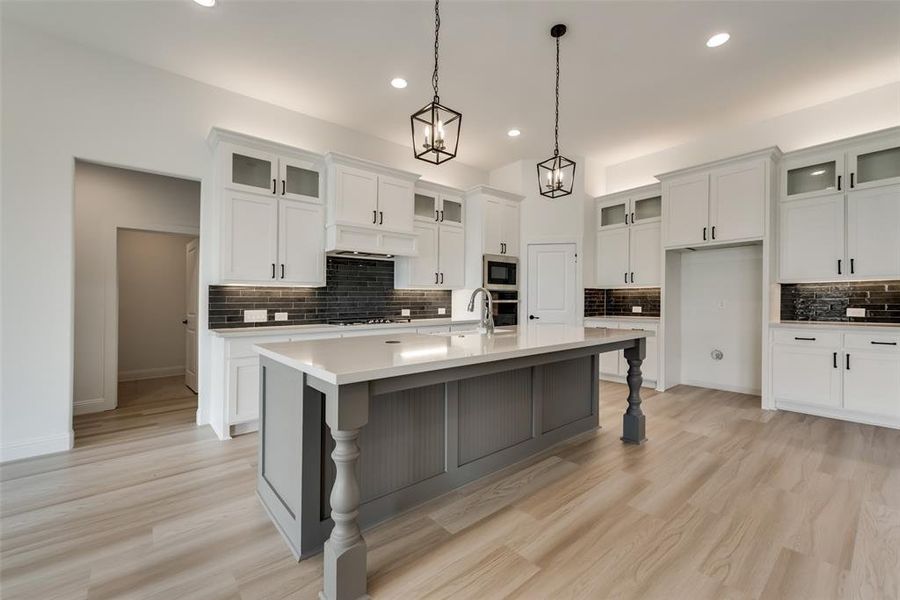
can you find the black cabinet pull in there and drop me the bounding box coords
[838,259,842,275]
[501,242,506,254]
[837,175,842,191]
[372,210,377,224]
[871,341,898,346]
[271,263,276,279]
[434,272,439,284]
[833,352,838,368]
[282,180,286,195]
[281,264,285,279]
[182,319,188,325]
[712,226,716,240]
[435,210,439,222]
[794,337,816,341]
[703,226,707,241]
[440,210,444,222]
[440,272,444,284]
[625,272,628,284]
[631,211,635,223]
[630,272,634,283]
[846,353,850,370]
[625,213,629,225]
[850,173,855,188]
[379,211,384,225]
[272,178,277,194]
[850,258,855,274]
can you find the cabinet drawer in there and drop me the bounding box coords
[843,332,900,351]
[584,319,618,329]
[772,329,841,348]
[226,335,293,358]
[622,322,658,333]
[417,325,451,334]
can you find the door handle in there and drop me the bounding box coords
[182,319,188,325]
[703,226,707,241]
[529,315,540,320]
[833,352,837,368]
[281,264,285,279]
[373,210,377,224]
[379,211,384,225]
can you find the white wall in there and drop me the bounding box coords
[118,230,198,382]
[0,23,487,461]
[75,162,200,414]
[592,82,900,194]
[679,245,763,395]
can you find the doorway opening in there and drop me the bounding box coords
[72,161,200,444]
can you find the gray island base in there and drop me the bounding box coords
[254,325,648,600]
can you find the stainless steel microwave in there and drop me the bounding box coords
[483,254,518,291]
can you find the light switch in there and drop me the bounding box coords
[274,312,288,322]
[846,307,866,318]
[401,309,411,317]
[631,306,642,313]
[244,309,267,323]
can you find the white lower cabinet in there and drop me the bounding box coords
[584,319,658,386]
[771,328,900,427]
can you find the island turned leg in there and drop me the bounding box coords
[320,382,370,600]
[622,338,647,444]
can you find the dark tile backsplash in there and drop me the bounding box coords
[780,281,900,324]
[584,288,661,318]
[209,257,451,329]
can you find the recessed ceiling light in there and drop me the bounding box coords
[507,129,521,137]
[193,0,216,7]
[810,169,826,176]
[706,32,730,48]
[390,78,408,89]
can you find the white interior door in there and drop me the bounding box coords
[184,238,199,393]
[527,243,577,325]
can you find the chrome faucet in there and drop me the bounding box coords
[467,287,495,334]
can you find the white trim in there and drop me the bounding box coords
[0,431,73,463]
[776,401,900,430]
[118,365,185,382]
[464,185,525,202]
[679,379,762,396]
[74,396,115,415]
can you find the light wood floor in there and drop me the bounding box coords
[1,377,899,599]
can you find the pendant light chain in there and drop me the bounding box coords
[554,34,560,157]
[432,0,440,103]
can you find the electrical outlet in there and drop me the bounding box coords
[631,306,642,313]
[846,307,866,318]
[274,312,288,322]
[243,309,267,323]
[438,307,447,315]
[401,308,411,317]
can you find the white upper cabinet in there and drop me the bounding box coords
[222,191,279,282]
[279,157,322,203]
[594,185,662,288]
[332,164,379,227]
[438,226,466,288]
[376,175,414,232]
[778,194,845,282]
[662,150,776,250]
[782,151,845,201]
[500,201,521,257]
[406,222,440,286]
[278,200,325,285]
[224,145,278,196]
[481,195,519,256]
[847,137,900,191]
[710,160,766,242]
[846,185,900,279]
[662,173,709,247]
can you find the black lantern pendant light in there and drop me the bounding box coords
[537,24,575,198]
[410,0,461,164]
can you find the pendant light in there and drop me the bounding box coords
[410,0,461,164]
[537,24,575,198]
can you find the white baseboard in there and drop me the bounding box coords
[679,379,761,396]
[0,431,73,463]
[118,365,184,382]
[776,401,900,430]
[74,396,115,415]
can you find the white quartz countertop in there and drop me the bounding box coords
[209,318,479,338]
[771,321,900,333]
[255,325,651,385]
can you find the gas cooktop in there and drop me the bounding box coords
[329,318,412,326]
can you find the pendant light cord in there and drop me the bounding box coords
[432,0,440,103]
[554,34,560,156]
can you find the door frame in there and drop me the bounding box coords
[521,236,583,327]
[85,223,200,418]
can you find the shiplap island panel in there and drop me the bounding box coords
[253,325,650,600]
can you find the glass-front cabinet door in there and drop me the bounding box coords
[414,191,439,222]
[630,194,662,225]
[597,197,628,229]
[279,157,321,203]
[848,138,900,190]
[224,145,277,195]
[783,152,844,200]
[439,195,463,227]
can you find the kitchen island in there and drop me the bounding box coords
[254,324,649,600]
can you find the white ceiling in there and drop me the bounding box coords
[4,1,899,170]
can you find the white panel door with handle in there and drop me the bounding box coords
[184,238,199,393]
[527,243,577,324]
